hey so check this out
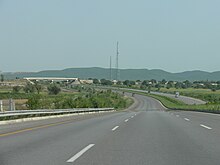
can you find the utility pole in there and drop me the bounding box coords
[116,41,120,81]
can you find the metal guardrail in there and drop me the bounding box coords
[0,108,114,118]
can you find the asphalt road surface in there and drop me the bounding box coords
[0,93,219,165]
[119,87,206,105]
[151,91,206,105]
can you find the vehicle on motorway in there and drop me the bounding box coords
[175,92,180,98]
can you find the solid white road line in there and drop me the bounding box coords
[184,118,190,121]
[66,144,95,163]
[112,126,119,131]
[200,124,212,130]
[125,119,129,122]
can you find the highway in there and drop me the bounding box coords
[151,91,207,105]
[120,87,206,105]
[0,93,220,165]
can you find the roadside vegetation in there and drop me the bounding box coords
[0,82,132,110]
[103,79,220,104]
[153,87,220,104]
[91,78,220,113]
[2,77,220,113]
[26,88,131,110]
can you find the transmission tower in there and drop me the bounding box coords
[116,42,120,80]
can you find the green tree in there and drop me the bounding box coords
[0,74,4,82]
[161,79,167,84]
[35,84,43,94]
[123,80,135,86]
[136,80,141,85]
[123,80,130,86]
[26,95,41,110]
[147,86,151,93]
[211,87,217,92]
[12,86,21,93]
[130,81,135,86]
[183,80,191,88]
[166,83,172,89]
[24,83,36,93]
[150,79,157,84]
[116,81,122,85]
[175,82,182,89]
[93,78,100,84]
[100,79,112,85]
[47,85,61,95]
[155,83,161,91]
[140,85,146,90]
[142,80,149,86]
[166,81,174,89]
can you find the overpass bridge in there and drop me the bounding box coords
[24,77,79,84]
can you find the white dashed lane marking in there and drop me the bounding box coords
[200,124,212,130]
[66,144,95,163]
[184,118,190,121]
[125,119,129,122]
[112,126,119,131]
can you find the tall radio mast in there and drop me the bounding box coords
[116,42,120,80]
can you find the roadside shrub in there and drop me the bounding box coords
[26,95,41,110]
[25,88,129,110]
[12,86,22,93]
[24,83,36,93]
[47,85,61,95]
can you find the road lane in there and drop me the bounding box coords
[74,111,220,165]
[0,94,149,165]
[171,110,220,133]
[114,87,206,105]
[151,91,206,105]
[1,94,220,165]
[0,111,138,165]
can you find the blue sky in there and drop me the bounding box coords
[0,0,220,72]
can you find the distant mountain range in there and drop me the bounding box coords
[3,67,220,81]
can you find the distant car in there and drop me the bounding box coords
[175,92,180,98]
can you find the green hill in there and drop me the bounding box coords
[3,67,220,81]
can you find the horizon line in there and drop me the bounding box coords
[1,67,220,74]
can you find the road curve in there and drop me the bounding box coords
[119,87,206,105]
[151,91,206,105]
[0,93,219,165]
